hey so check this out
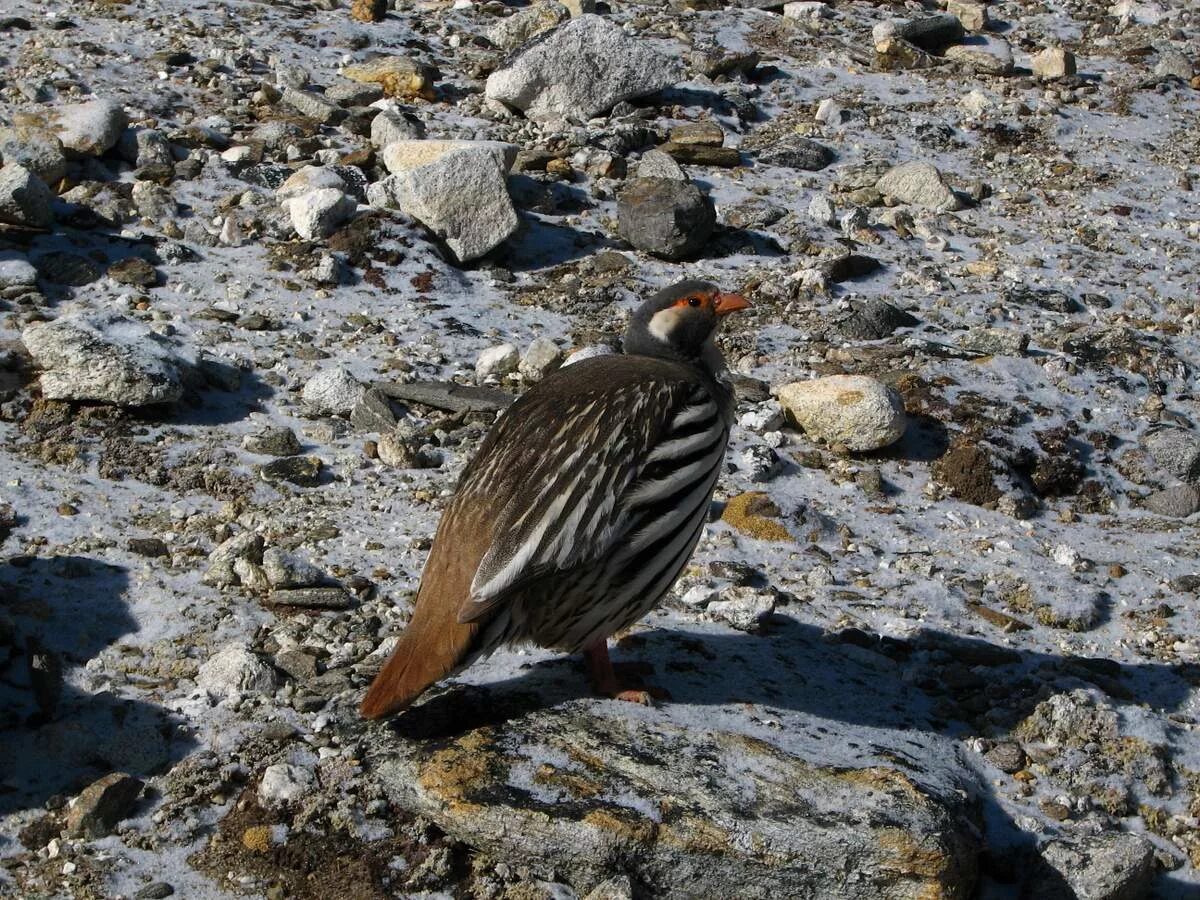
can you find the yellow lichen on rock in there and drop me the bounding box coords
[721,492,795,543]
[241,825,274,854]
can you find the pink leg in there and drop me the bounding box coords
[583,640,669,705]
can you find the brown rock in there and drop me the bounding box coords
[350,0,387,22]
[66,773,143,838]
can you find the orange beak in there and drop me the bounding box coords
[714,292,751,317]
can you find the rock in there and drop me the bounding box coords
[485,15,683,122]
[134,883,175,899]
[243,426,302,457]
[1145,484,1200,518]
[558,0,594,15]
[0,254,37,289]
[0,125,67,184]
[303,367,366,416]
[372,143,519,263]
[944,37,1014,76]
[276,165,347,202]
[1031,833,1155,900]
[0,164,54,227]
[54,98,128,156]
[1141,427,1200,481]
[269,587,354,609]
[633,149,687,181]
[376,380,515,414]
[107,257,157,287]
[476,344,519,382]
[946,0,988,31]
[876,161,962,213]
[260,455,323,487]
[707,586,777,631]
[281,87,346,125]
[983,742,1025,774]
[370,702,979,899]
[66,773,143,838]
[657,143,741,168]
[118,127,173,168]
[617,178,715,260]
[487,2,569,50]
[776,376,907,452]
[584,876,633,900]
[808,194,836,225]
[342,56,433,99]
[196,645,276,701]
[350,0,386,23]
[380,139,517,176]
[873,14,965,53]
[1032,47,1077,80]
[520,338,564,380]
[262,548,325,588]
[258,763,315,808]
[285,189,356,240]
[669,122,724,146]
[1155,49,1194,81]
[369,109,426,148]
[274,649,320,681]
[741,445,783,482]
[958,327,1028,356]
[209,531,265,566]
[350,388,399,432]
[22,312,198,406]
[756,138,834,171]
[826,298,917,340]
[783,2,832,21]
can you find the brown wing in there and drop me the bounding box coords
[454,355,700,623]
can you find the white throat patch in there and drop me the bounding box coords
[647,307,684,345]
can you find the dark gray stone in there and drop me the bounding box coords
[617,177,716,260]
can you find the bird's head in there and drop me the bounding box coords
[623,279,751,364]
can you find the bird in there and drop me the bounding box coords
[360,279,751,719]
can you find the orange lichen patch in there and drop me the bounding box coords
[659,816,734,856]
[835,389,864,407]
[833,766,925,802]
[342,58,434,100]
[564,745,609,773]
[417,729,498,810]
[721,492,795,543]
[241,825,274,854]
[581,808,656,844]
[877,828,958,886]
[533,764,604,799]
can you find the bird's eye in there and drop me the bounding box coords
[688,297,701,308]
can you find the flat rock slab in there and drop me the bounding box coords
[22,311,200,405]
[368,622,981,899]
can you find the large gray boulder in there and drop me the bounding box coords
[367,619,980,899]
[22,311,199,405]
[370,143,519,263]
[485,15,683,122]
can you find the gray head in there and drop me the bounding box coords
[622,280,750,364]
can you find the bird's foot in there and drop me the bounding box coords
[583,640,670,705]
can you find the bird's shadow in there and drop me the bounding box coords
[0,555,196,824]
[385,615,1196,894]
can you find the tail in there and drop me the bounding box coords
[360,598,478,719]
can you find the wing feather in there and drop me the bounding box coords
[453,357,700,624]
